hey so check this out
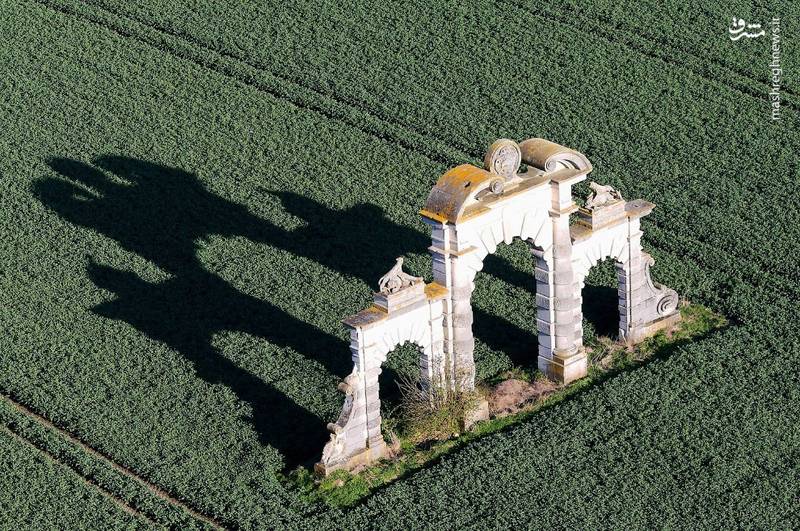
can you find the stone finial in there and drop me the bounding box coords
[585,182,623,209]
[378,257,423,295]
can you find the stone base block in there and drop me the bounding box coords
[627,311,681,344]
[373,281,425,312]
[314,440,388,477]
[539,349,587,384]
[577,200,626,229]
[463,397,490,431]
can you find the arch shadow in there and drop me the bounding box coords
[255,188,431,284]
[581,258,623,340]
[33,155,411,467]
[32,154,548,467]
[582,285,619,339]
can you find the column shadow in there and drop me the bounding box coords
[481,253,537,294]
[473,308,539,368]
[253,188,431,283]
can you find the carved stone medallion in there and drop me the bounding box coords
[484,139,521,181]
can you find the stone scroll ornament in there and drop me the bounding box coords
[319,373,359,467]
[643,253,680,317]
[483,139,522,194]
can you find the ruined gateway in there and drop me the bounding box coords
[316,138,680,475]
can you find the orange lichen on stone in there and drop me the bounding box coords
[342,305,387,330]
[421,164,495,223]
[424,281,448,301]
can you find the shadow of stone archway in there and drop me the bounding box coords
[32,154,560,467]
[582,284,620,339]
[254,188,431,284]
[582,259,623,340]
[32,155,376,468]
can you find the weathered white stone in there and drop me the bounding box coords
[536,319,554,334]
[317,262,451,475]
[319,138,680,474]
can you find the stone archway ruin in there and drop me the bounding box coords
[316,138,680,475]
[316,270,448,474]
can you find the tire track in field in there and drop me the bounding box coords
[24,2,800,313]
[77,0,800,269]
[1,425,157,527]
[30,0,476,167]
[77,0,800,161]
[38,0,800,178]
[1,393,227,530]
[76,0,484,161]
[502,0,800,115]
[81,0,800,131]
[515,1,799,100]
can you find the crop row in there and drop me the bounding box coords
[2,0,800,527]
[0,428,144,529]
[45,0,800,296]
[85,0,800,109]
[0,396,214,529]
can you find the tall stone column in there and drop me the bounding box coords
[360,344,388,453]
[617,215,644,340]
[539,172,587,384]
[427,220,477,391]
[531,246,555,367]
[447,255,477,390]
[549,215,585,382]
[421,293,447,390]
[617,259,634,339]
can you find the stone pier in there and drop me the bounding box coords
[315,275,447,476]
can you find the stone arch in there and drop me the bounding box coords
[570,198,681,345]
[316,279,447,475]
[370,315,441,390]
[451,205,554,286]
[421,139,593,390]
[440,209,558,390]
[571,223,631,287]
[570,220,631,341]
[318,137,683,474]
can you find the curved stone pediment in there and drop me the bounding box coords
[519,138,593,172]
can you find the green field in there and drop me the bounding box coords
[1,0,799,528]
